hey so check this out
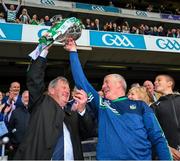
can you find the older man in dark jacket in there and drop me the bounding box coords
[7,90,29,159]
[14,47,95,160]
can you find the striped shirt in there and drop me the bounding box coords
[2,2,21,22]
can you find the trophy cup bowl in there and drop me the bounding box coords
[39,17,85,47]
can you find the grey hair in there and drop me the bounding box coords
[21,90,29,105]
[48,76,69,89]
[22,90,29,96]
[105,74,127,92]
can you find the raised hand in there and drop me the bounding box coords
[8,91,15,103]
[64,37,77,52]
[4,105,12,113]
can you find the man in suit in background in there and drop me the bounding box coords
[2,82,22,122]
[8,90,30,158]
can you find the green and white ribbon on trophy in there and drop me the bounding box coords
[29,17,84,60]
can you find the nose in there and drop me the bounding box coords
[102,83,106,90]
[102,86,104,91]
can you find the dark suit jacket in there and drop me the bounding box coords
[8,105,30,146]
[2,95,22,108]
[14,57,95,160]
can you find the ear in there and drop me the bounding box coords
[48,87,55,95]
[167,81,173,88]
[117,80,122,88]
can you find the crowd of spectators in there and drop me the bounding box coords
[84,18,180,38]
[0,0,179,38]
[65,0,180,15]
[111,1,180,15]
[0,6,179,38]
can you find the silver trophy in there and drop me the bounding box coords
[39,16,85,46]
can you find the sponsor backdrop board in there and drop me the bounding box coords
[90,30,146,50]
[0,23,22,41]
[0,23,179,53]
[75,2,120,13]
[144,36,180,53]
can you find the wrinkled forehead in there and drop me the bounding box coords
[57,80,70,88]
[105,74,117,80]
[104,75,111,82]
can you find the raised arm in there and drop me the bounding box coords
[15,0,22,12]
[1,0,8,12]
[27,47,49,111]
[142,102,172,160]
[65,38,99,114]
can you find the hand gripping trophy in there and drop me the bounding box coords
[29,17,84,60]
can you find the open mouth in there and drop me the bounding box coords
[103,89,110,95]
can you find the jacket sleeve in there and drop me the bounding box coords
[70,51,99,116]
[142,102,172,160]
[8,110,16,143]
[78,105,98,140]
[0,112,4,121]
[26,57,46,112]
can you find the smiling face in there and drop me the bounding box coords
[48,78,70,107]
[22,90,29,107]
[128,90,139,100]
[128,86,150,104]
[143,80,154,94]
[102,74,126,100]
[10,82,20,96]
